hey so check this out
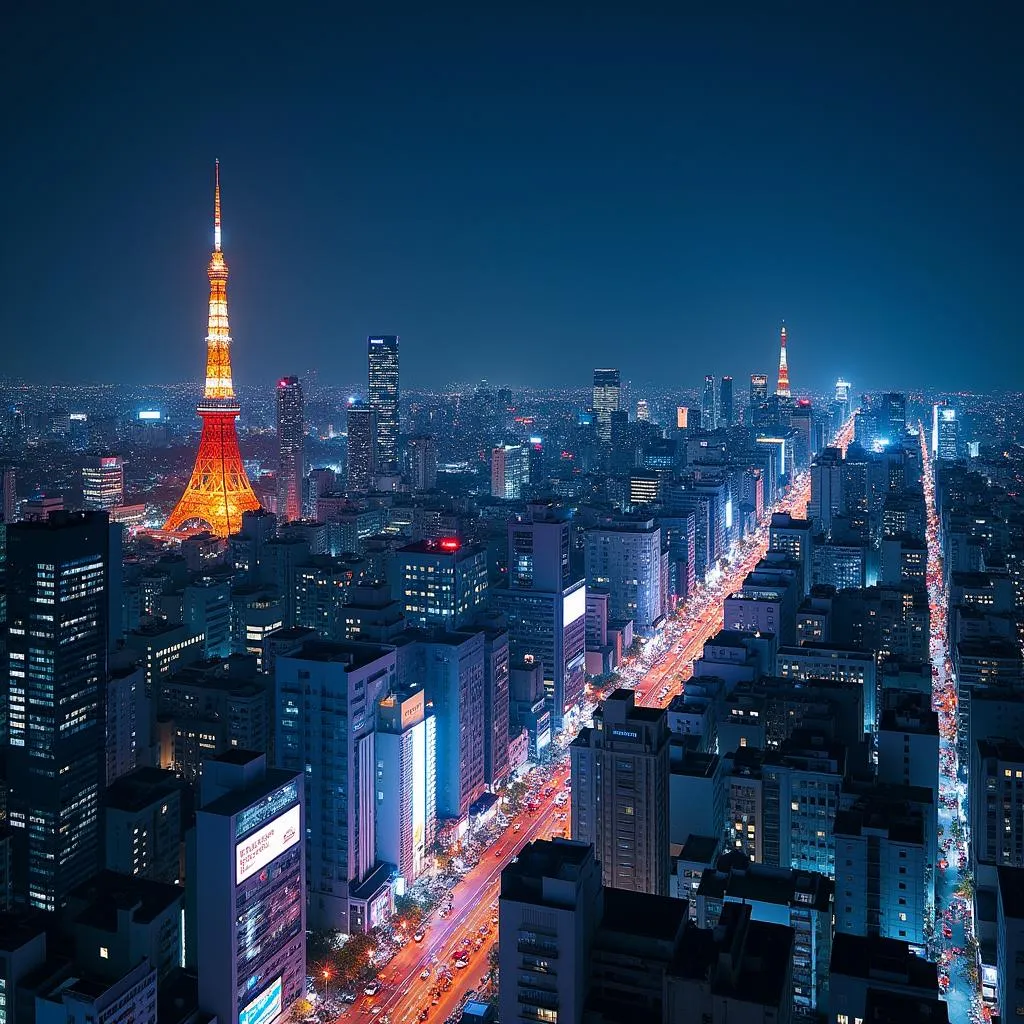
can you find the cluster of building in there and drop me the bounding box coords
[490,405,966,1023]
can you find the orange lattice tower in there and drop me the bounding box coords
[775,321,791,398]
[164,162,261,537]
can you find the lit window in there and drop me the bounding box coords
[100,946,109,959]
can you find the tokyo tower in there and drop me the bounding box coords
[775,322,791,398]
[164,162,261,537]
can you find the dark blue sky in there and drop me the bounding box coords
[1,6,1019,392]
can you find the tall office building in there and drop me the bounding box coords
[276,376,304,522]
[932,401,958,461]
[701,375,718,431]
[881,392,906,442]
[82,455,124,511]
[592,368,620,443]
[6,511,110,910]
[496,507,586,727]
[192,751,305,1024]
[750,373,769,407]
[491,443,530,499]
[0,464,15,523]
[719,376,734,428]
[404,435,438,491]
[275,639,396,932]
[571,689,671,895]
[809,447,845,536]
[375,686,437,888]
[367,335,400,471]
[346,401,376,493]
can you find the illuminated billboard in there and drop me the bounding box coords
[563,584,586,628]
[236,804,300,885]
[239,976,282,1024]
[138,410,162,421]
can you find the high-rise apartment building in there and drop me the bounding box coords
[592,368,620,443]
[701,375,718,432]
[82,455,124,511]
[399,632,487,821]
[496,507,586,727]
[375,686,437,888]
[191,751,305,1024]
[498,839,604,1024]
[809,447,845,536]
[571,689,670,895]
[584,516,665,635]
[491,443,529,499]
[367,335,400,471]
[275,639,396,932]
[276,376,304,522]
[346,402,376,493]
[404,435,438,491]
[719,375,733,428]
[6,511,110,910]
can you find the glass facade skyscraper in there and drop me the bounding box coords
[5,510,110,910]
[367,335,400,471]
[592,368,620,444]
[276,376,304,522]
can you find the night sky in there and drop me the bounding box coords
[1,6,1019,392]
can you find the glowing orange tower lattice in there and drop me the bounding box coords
[164,162,261,537]
[775,322,791,398]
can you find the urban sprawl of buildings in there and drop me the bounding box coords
[1,170,1023,1024]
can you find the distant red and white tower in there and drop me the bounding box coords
[164,162,261,537]
[775,322,791,398]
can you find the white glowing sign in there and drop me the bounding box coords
[563,585,586,628]
[235,804,300,885]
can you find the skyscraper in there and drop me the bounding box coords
[750,373,769,407]
[776,322,791,398]
[367,335,400,471]
[932,401,958,461]
[571,689,671,895]
[592,368,620,443]
[719,375,733,428]
[491,443,529,499]
[164,162,261,537]
[0,464,15,523]
[346,402,376,493]
[496,506,586,727]
[6,511,110,910]
[881,392,906,442]
[192,751,306,1024]
[404,435,438,491]
[275,640,395,932]
[276,376,304,522]
[82,454,124,511]
[701,375,718,431]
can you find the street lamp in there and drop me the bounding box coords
[322,969,330,1004]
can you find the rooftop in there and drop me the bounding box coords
[69,870,184,931]
[105,767,182,813]
[863,990,949,1024]
[697,852,833,913]
[678,834,721,865]
[830,932,938,990]
[599,887,688,944]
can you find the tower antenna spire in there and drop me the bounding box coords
[775,321,791,398]
[214,159,222,252]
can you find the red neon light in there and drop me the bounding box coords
[439,538,461,551]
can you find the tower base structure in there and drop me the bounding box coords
[164,405,261,538]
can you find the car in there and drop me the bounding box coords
[479,925,489,935]
[454,959,468,969]
[495,849,502,857]
[364,982,382,996]
[414,930,425,942]
[421,968,431,980]
[513,822,521,831]
[491,915,498,924]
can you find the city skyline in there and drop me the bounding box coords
[2,8,1019,391]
